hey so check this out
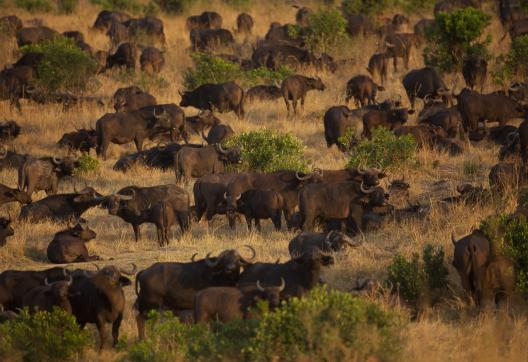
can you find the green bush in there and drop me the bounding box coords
[347,128,416,170]
[304,9,348,53]
[493,35,528,86]
[21,37,98,92]
[424,8,491,73]
[225,129,307,172]
[15,0,53,12]
[341,0,387,19]
[0,308,91,362]
[423,244,449,290]
[90,0,142,13]
[75,154,100,174]
[57,0,77,13]
[184,52,293,90]
[123,287,405,362]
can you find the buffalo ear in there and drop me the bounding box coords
[119,276,132,286]
[4,190,15,198]
[44,289,54,297]
[408,109,415,115]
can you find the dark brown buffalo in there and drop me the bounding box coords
[180,82,244,119]
[508,82,528,106]
[451,230,490,302]
[345,75,384,107]
[0,218,14,247]
[189,28,234,51]
[0,147,30,170]
[106,21,129,47]
[288,230,361,258]
[394,124,463,155]
[281,75,325,115]
[202,124,234,145]
[402,67,451,111]
[251,45,316,70]
[16,26,57,47]
[13,52,43,70]
[124,16,165,45]
[345,14,375,36]
[0,267,69,311]
[114,89,157,113]
[112,143,198,172]
[238,250,334,299]
[174,144,241,184]
[0,120,21,143]
[0,183,31,206]
[236,13,253,34]
[362,107,411,138]
[47,222,99,263]
[476,255,518,309]
[186,11,223,30]
[316,167,385,186]
[134,247,256,338]
[69,264,135,350]
[384,33,419,71]
[0,66,35,110]
[323,105,361,151]
[462,55,487,92]
[367,53,389,86]
[185,110,221,136]
[419,106,462,138]
[19,187,103,222]
[140,47,165,75]
[194,280,284,323]
[105,42,136,70]
[502,18,528,41]
[103,184,190,243]
[263,22,304,46]
[92,10,130,32]
[457,88,525,133]
[232,189,284,231]
[21,277,73,313]
[96,104,186,159]
[0,15,23,37]
[58,129,97,153]
[295,6,312,27]
[414,19,436,42]
[434,0,480,14]
[18,156,78,198]
[147,195,191,246]
[193,173,238,225]
[246,85,282,103]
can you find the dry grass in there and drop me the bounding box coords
[0,1,526,361]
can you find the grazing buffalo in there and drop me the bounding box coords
[402,67,451,110]
[384,33,419,71]
[0,267,69,311]
[16,26,57,47]
[95,104,186,159]
[180,82,244,119]
[190,28,234,51]
[281,75,325,115]
[19,187,104,222]
[238,250,335,299]
[236,13,254,34]
[462,55,487,92]
[106,42,136,70]
[106,21,129,47]
[21,277,73,313]
[232,189,284,231]
[457,88,525,133]
[367,53,389,86]
[0,183,31,206]
[134,247,256,338]
[112,143,198,172]
[58,129,97,153]
[18,156,78,198]
[174,144,241,184]
[0,66,35,110]
[124,16,165,46]
[394,124,463,155]
[93,10,130,32]
[345,75,384,107]
[288,230,361,258]
[451,230,491,303]
[103,184,190,243]
[194,280,284,323]
[0,218,14,247]
[246,85,282,103]
[362,107,411,138]
[323,105,362,151]
[186,11,222,30]
[47,222,99,263]
[434,0,480,14]
[419,106,462,138]
[69,265,135,350]
[251,45,316,70]
[0,15,23,36]
[193,173,238,225]
[345,14,375,36]
[140,47,165,75]
[0,120,21,143]
[202,124,234,145]
[114,88,157,113]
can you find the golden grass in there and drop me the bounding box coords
[0,1,527,361]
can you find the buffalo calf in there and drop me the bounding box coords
[47,222,99,263]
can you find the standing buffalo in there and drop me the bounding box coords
[134,247,255,338]
[106,22,129,47]
[246,85,282,103]
[288,231,362,257]
[47,222,99,263]
[0,15,23,37]
[140,47,165,75]
[281,75,325,116]
[462,55,487,92]
[202,124,234,145]
[124,16,166,46]
[384,33,419,72]
[58,129,97,153]
[21,277,73,314]
[232,189,284,232]
[180,82,244,119]
[367,53,389,86]
[93,10,130,32]
[189,28,234,51]
[345,75,384,107]
[186,11,223,30]
[106,42,136,70]
[362,107,411,138]
[323,105,362,151]
[113,86,157,112]
[18,156,78,198]
[236,13,254,35]
[402,67,451,110]
[193,173,238,225]
[16,26,58,47]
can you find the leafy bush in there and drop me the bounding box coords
[153,0,192,14]
[0,308,91,362]
[304,9,348,53]
[15,0,53,12]
[341,0,387,19]
[57,0,77,13]
[424,8,491,73]
[225,129,307,172]
[90,0,142,13]
[184,52,292,90]
[21,37,98,92]
[75,154,100,174]
[387,245,448,308]
[493,35,528,86]
[123,287,405,362]
[347,128,416,170]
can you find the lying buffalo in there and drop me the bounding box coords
[47,222,99,263]
[288,230,362,257]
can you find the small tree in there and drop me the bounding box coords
[424,8,491,73]
[341,0,387,19]
[304,9,348,53]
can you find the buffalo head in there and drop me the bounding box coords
[0,217,14,247]
[255,278,285,309]
[90,264,136,287]
[102,188,136,216]
[215,144,242,164]
[68,221,97,242]
[307,76,325,91]
[325,230,362,252]
[203,245,256,283]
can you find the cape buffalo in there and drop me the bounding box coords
[0,183,31,206]
[232,189,284,231]
[124,16,165,46]
[462,55,487,92]
[21,277,73,313]
[362,107,411,138]
[477,255,518,309]
[236,13,254,34]
[246,85,282,103]
[384,33,419,71]
[105,42,136,70]
[345,75,384,108]
[323,105,362,151]
[113,87,157,113]
[202,124,235,145]
[402,67,451,110]
[185,110,221,136]
[16,26,58,47]
[106,21,129,47]
[180,82,244,119]
[0,218,14,247]
[193,173,238,225]
[47,222,99,263]
[58,129,97,153]
[288,230,362,258]
[281,75,325,116]
[112,143,198,172]
[367,53,389,86]
[189,28,234,51]
[93,10,130,32]
[140,47,165,75]
[0,15,23,37]
[18,156,78,198]
[186,11,222,30]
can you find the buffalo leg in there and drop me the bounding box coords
[132,224,141,242]
[292,98,298,115]
[272,210,282,231]
[136,313,146,340]
[134,138,143,152]
[96,318,107,351]
[245,215,252,231]
[393,56,398,72]
[112,313,123,347]
[255,219,261,232]
[283,97,290,115]
[156,226,163,246]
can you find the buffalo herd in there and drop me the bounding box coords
[1,0,528,352]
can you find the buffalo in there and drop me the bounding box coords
[288,231,362,258]
[105,42,136,70]
[47,222,99,263]
[345,75,384,107]
[0,218,14,247]
[246,85,282,103]
[124,16,165,46]
[113,87,157,113]
[0,183,31,206]
[189,28,234,51]
[232,189,284,231]
[18,156,78,198]
[236,13,254,35]
[58,129,97,153]
[202,124,235,145]
[0,15,23,37]
[462,55,487,92]
[140,47,165,75]
[16,26,58,47]
[281,75,325,115]
[193,173,238,225]
[106,21,129,47]
[402,67,451,111]
[362,107,411,138]
[185,110,221,136]
[112,143,197,172]
[0,120,21,143]
[186,11,222,30]
[180,82,244,119]
[93,10,130,32]
[21,277,73,313]
[367,53,389,86]
[384,33,419,71]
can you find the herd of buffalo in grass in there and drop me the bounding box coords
[1,0,528,351]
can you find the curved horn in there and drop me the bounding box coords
[91,263,100,271]
[278,277,285,292]
[295,171,312,181]
[115,189,135,201]
[216,143,229,154]
[205,252,220,267]
[52,156,63,165]
[62,268,68,277]
[451,233,457,245]
[313,168,323,176]
[324,230,335,246]
[191,253,198,262]
[385,42,395,48]
[256,280,265,292]
[153,106,166,119]
[456,184,464,194]
[44,277,50,286]
[119,263,137,275]
[243,244,256,261]
[347,231,365,247]
[65,275,72,286]
[0,146,7,159]
[360,181,376,194]
[357,164,366,175]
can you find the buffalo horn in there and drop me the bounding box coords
[324,230,335,246]
[65,275,72,286]
[243,244,256,261]
[62,268,68,277]
[347,231,365,247]
[52,156,63,165]
[456,184,464,194]
[92,263,100,271]
[360,181,375,194]
[216,143,229,154]
[451,233,457,245]
[295,171,312,181]
[205,252,220,267]
[153,106,166,119]
[256,280,265,292]
[385,42,395,48]
[191,253,198,262]
[357,164,366,175]
[119,263,137,275]
[0,146,7,159]
[278,277,285,292]
[44,277,50,286]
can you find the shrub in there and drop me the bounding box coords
[184,52,293,90]
[154,0,192,14]
[0,308,91,362]
[57,0,77,13]
[90,0,142,13]
[423,244,449,290]
[341,0,387,19]
[424,8,491,73]
[75,154,100,174]
[304,9,348,53]
[15,0,53,12]
[225,129,307,172]
[21,37,98,92]
[347,128,416,170]
[493,35,528,86]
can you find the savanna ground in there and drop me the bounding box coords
[0,0,527,360]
